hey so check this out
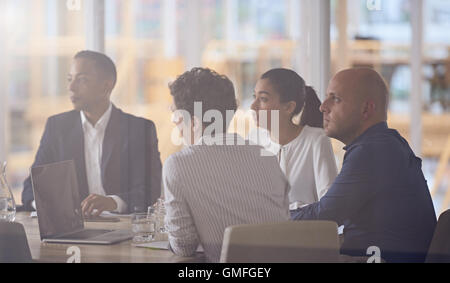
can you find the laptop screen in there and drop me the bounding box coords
[31,160,84,239]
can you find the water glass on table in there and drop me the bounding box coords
[131,209,156,244]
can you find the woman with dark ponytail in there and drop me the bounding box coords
[250,68,338,210]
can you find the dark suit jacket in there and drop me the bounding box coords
[291,122,437,263]
[22,105,162,213]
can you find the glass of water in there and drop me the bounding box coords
[131,212,156,244]
[0,162,16,222]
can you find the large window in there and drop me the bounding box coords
[330,0,450,213]
[2,0,299,195]
[102,0,295,164]
[1,0,449,211]
[2,0,85,194]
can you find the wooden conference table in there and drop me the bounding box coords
[15,212,204,263]
[16,212,369,263]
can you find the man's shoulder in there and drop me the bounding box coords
[347,129,410,164]
[163,149,195,178]
[165,143,278,173]
[355,128,405,151]
[165,147,196,165]
[117,108,156,128]
[49,109,80,119]
[47,110,80,126]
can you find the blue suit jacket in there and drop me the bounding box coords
[291,123,437,263]
[22,105,162,213]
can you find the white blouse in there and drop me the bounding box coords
[249,126,338,210]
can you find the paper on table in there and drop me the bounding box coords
[32,210,130,219]
[136,241,204,253]
[100,211,134,218]
[31,210,132,218]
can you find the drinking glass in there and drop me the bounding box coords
[0,162,16,222]
[131,211,155,244]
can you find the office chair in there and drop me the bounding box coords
[220,221,340,263]
[0,222,33,263]
[425,209,450,263]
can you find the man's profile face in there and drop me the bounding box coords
[67,58,108,112]
[320,75,363,144]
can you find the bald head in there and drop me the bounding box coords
[333,68,389,120]
[320,68,390,145]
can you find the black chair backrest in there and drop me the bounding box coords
[426,209,450,263]
[0,222,33,263]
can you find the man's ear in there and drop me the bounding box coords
[362,101,376,120]
[103,80,114,97]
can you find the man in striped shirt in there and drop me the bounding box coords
[164,68,290,262]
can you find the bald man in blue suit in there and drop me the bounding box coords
[291,68,437,263]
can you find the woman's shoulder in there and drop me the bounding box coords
[295,126,334,154]
[300,127,336,167]
[301,126,329,141]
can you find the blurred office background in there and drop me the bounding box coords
[0,0,449,214]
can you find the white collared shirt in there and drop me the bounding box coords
[80,103,127,213]
[249,126,338,210]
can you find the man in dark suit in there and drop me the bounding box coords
[22,50,162,215]
[291,68,437,263]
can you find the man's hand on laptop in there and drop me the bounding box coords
[81,194,118,217]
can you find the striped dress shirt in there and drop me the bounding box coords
[163,133,290,262]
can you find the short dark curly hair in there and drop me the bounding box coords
[169,68,237,131]
[74,50,117,89]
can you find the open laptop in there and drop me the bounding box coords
[31,160,133,245]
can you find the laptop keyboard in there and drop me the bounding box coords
[65,229,114,240]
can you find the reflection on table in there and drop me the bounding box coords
[15,212,203,263]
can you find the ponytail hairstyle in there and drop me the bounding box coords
[260,68,323,128]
